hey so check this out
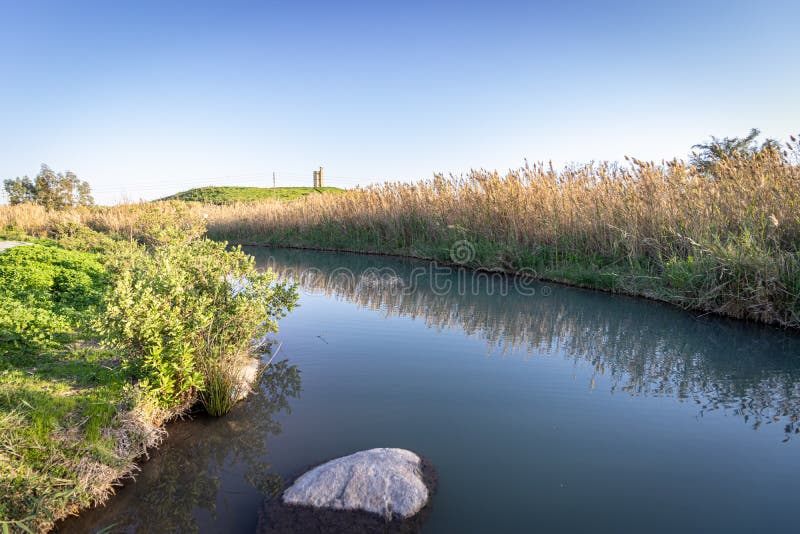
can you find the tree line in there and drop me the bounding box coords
[3,164,93,209]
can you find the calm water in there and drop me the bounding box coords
[59,247,800,533]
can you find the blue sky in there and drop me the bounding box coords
[1,0,798,203]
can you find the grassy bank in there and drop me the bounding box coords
[200,146,800,328]
[0,219,297,532]
[162,185,344,204]
[0,243,154,532]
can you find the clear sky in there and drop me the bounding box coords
[1,0,798,204]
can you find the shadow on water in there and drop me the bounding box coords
[56,360,301,534]
[248,246,800,440]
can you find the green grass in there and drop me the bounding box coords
[0,243,138,532]
[162,186,345,204]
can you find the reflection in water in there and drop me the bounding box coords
[58,360,301,533]
[250,247,800,440]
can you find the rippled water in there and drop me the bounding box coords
[59,247,800,533]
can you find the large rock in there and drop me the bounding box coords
[283,448,429,520]
[259,448,436,533]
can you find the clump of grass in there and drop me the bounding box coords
[198,359,244,417]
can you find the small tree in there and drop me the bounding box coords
[690,128,780,176]
[3,164,93,209]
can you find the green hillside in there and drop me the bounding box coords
[162,186,345,204]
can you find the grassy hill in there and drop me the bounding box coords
[162,186,345,204]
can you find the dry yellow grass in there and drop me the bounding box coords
[2,144,799,327]
[203,155,800,260]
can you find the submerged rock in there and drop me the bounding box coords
[258,448,436,533]
[234,356,261,402]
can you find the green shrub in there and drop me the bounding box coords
[96,237,297,410]
[107,201,207,247]
[49,222,116,254]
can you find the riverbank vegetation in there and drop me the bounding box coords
[0,216,296,532]
[2,136,799,330]
[205,133,800,328]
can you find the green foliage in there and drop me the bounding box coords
[47,222,116,254]
[0,245,107,358]
[137,344,203,408]
[96,237,298,409]
[0,296,72,358]
[0,242,132,531]
[3,164,93,209]
[162,186,345,204]
[690,128,781,175]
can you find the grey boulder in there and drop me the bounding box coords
[282,448,429,520]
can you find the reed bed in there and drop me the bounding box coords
[2,145,799,327]
[203,149,800,327]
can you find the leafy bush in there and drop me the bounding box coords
[138,343,204,408]
[48,222,117,254]
[96,237,297,411]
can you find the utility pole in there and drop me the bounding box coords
[272,171,276,188]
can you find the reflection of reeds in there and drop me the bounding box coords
[253,247,800,438]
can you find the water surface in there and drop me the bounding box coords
[60,247,800,533]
